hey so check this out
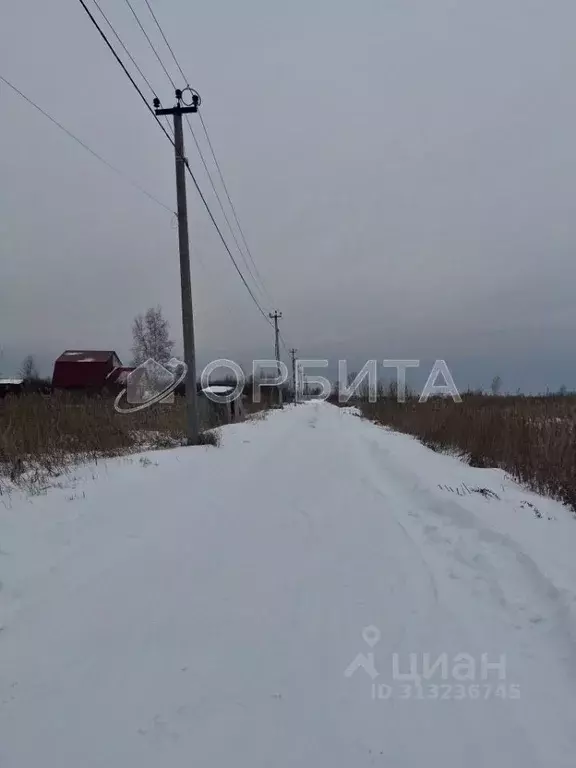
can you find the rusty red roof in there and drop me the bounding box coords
[56,350,120,364]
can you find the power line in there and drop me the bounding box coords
[76,0,175,147]
[91,0,156,98]
[197,110,275,304]
[184,113,268,301]
[76,0,273,327]
[278,331,290,353]
[121,0,258,283]
[141,0,275,304]
[136,0,268,300]
[92,0,175,140]
[0,73,174,214]
[143,0,188,84]
[122,0,176,89]
[183,154,273,326]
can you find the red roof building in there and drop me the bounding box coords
[52,350,122,390]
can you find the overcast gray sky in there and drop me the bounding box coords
[2,0,575,392]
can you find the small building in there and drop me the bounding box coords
[198,385,245,426]
[0,378,24,398]
[52,350,122,392]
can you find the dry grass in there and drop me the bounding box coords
[360,393,576,511]
[197,429,221,447]
[0,393,226,491]
[244,403,270,422]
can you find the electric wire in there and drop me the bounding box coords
[122,0,176,89]
[92,0,156,98]
[0,73,174,214]
[140,0,275,303]
[77,0,175,147]
[76,0,274,327]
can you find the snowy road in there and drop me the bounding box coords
[2,401,576,766]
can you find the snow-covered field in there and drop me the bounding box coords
[2,401,576,766]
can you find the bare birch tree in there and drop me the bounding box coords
[131,306,175,365]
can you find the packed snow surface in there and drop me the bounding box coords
[1,401,576,767]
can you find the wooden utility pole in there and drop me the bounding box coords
[269,310,283,406]
[155,89,199,444]
[290,348,298,403]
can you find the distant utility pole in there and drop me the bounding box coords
[290,348,298,403]
[269,310,283,406]
[155,88,199,445]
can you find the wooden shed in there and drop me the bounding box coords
[52,350,122,391]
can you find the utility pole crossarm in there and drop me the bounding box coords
[153,88,199,116]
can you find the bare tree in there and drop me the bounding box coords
[490,375,502,396]
[131,306,175,365]
[19,354,39,381]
